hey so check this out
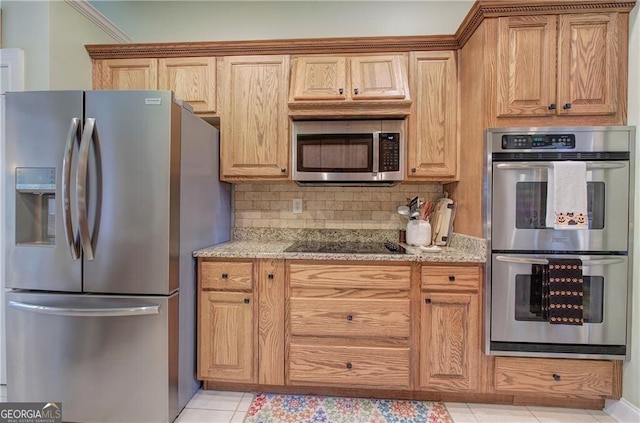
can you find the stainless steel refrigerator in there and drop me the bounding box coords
[4,91,231,422]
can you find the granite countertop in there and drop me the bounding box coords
[193,230,486,263]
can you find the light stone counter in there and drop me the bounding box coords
[193,236,486,263]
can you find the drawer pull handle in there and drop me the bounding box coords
[552,373,561,381]
[346,362,353,370]
[448,275,456,282]
[425,298,432,304]
[268,274,274,280]
[346,315,353,321]
[221,273,228,279]
[244,298,250,304]
[339,88,344,95]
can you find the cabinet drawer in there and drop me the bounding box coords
[494,357,615,397]
[201,261,253,290]
[288,344,410,389]
[289,264,410,290]
[422,266,480,290]
[290,298,410,339]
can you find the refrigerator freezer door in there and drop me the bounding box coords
[4,91,83,291]
[6,291,179,423]
[83,91,177,295]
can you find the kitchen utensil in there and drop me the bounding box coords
[431,198,455,246]
[406,220,431,246]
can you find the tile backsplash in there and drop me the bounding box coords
[234,183,444,230]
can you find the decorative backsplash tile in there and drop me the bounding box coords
[233,183,444,230]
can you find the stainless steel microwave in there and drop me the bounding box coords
[292,120,405,186]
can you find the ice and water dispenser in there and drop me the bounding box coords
[15,167,56,245]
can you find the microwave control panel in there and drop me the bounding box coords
[502,134,576,150]
[379,133,400,171]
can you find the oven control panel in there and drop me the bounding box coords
[502,134,576,149]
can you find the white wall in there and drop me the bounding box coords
[89,0,473,42]
[1,0,120,90]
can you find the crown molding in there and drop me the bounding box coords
[84,0,636,59]
[65,0,131,44]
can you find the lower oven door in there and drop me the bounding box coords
[490,253,628,357]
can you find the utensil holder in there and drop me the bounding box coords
[406,220,431,246]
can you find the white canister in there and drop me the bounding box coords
[406,220,431,246]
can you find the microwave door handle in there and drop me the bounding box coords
[496,162,625,170]
[372,131,380,173]
[495,255,625,266]
[62,117,81,260]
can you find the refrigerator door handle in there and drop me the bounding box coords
[78,118,96,260]
[8,300,160,317]
[63,118,82,260]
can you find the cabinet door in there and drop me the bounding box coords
[198,291,255,383]
[290,56,348,101]
[557,13,618,116]
[407,51,457,180]
[496,16,557,117]
[350,55,406,100]
[420,292,479,391]
[100,58,158,90]
[220,55,290,180]
[159,57,216,114]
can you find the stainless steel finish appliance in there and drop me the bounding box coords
[4,91,232,422]
[292,119,405,186]
[484,126,634,358]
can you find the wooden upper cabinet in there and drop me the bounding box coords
[496,12,620,119]
[220,55,290,181]
[291,56,348,101]
[290,54,406,102]
[497,15,557,117]
[350,55,406,100]
[99,58,158,90]
[158,57,217,114]
[407,51,458,181]
[557,13,618,116]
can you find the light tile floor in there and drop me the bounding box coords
[177,389,619,423]
[0,385,619,423]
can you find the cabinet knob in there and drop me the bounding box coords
[280,167,286,173]
[425,298,432,304]
[244,298,250,304]
[338,88,344,95]
[346,315,353,321]
[268,274,274,280]
[221,273,228,279]
[563,103,572,110]
[411,168,417,173]
[354,88,359,95]
[552,373,561,381]
[548,103,557,110]
[448,275,456,282]
[346,362,353,370]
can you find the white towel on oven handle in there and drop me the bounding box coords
[546,161,588,230]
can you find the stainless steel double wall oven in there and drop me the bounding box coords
[484,126,635,358]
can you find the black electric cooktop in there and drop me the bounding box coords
[284,240,407,254]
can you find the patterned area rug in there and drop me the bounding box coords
[243,393,453,423]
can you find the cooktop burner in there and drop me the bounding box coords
[284,240,407,254]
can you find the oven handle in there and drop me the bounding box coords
[495,255,625,266]
[495,162,625,170]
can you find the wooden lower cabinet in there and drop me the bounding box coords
[198,291,255,383]
[420,265,482,392]
[286,261,412,390]
[494,357,618,398]
[196,258,622,405]
[288,344,410,389]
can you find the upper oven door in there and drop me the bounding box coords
[491,160,629,252]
